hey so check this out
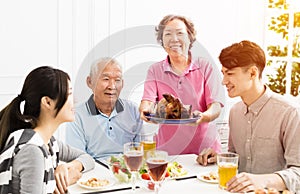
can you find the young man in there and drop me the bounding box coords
[66,57,143,160]
[197,40,300,193]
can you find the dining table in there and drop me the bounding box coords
[68,154,231,194]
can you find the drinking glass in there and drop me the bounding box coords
[217,152,239,190]
[146,150,169,194]
[123,142,144,193]
[141,132,156,158]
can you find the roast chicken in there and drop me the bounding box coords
[155,94,191,119]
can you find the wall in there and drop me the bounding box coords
[0,0,266,140]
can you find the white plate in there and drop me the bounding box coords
[77,177,115,190]
[197,172,218,184]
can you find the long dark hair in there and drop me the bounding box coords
[0,66,70,151]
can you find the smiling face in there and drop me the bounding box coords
[89,62,123,111]
[221,66,253,99]
[56,80,75,123]
[162,19,191,58]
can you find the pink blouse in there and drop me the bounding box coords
[142,55,225,155]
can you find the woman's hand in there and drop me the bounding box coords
[139,100,155,122]
[53,162,83,194]
[66,165,82,185]
[186,111,206,126]
[190,102,222,126]
[53,164,69,194]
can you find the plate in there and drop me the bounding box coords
[145,113,200,124]
[197,172,218,184]
[77,177,115,190]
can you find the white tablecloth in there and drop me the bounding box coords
[68,154,230,194]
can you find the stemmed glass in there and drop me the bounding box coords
[123,142,144,193]
[146,150,169,194]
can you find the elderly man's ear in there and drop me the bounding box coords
[86,76,93,89]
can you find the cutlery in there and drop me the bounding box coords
[81,186,140,194]
[175,175,197,181]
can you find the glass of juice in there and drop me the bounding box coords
[124,142,144,193]
[146,150,168,194]
[217,152,239,190]
[141,132,156,158]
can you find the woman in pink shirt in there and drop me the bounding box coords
[139,14,225,155]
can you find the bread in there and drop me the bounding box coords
[156,94,191,119]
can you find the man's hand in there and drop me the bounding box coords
[226,173,286,193]
[226,173,266,193]
[196,148,217,166]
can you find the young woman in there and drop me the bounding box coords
[0,66,94,194]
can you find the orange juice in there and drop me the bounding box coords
[141,141,156,157]
[218,163,238,189]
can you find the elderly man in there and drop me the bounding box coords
[66,57,143,160]
[197,40,300,193]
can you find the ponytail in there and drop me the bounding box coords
[0,95,32,151]
[0,65,70,151]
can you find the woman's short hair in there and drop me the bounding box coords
[155,14,196,50]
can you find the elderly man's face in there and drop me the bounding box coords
[91,63,123,108]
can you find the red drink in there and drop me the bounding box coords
[146,159,168,181]
[124,150,143,171]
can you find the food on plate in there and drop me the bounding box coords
[141,173,151,180]
[266,188,280,194]
[139,161,183,181]
[282,190,291,194]
[140,171,169,181]
[167,161,188,178]
[140,161,186,179]
[147,181,155,190]
[79,177,110,188]
[156,94,191,119]
[108,155,131,182]
[201,172,218,181]
[165,171,170,178]
[254,188,266,194]
[254,188,291,194]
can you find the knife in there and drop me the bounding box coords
[81,186,140,194]
[175,175,197,181]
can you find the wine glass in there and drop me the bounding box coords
[123,142,144,193]
[146,150,169,194]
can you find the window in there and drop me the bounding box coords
[265,0,300,97]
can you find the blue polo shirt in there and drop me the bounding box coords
[65,95,143,160]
